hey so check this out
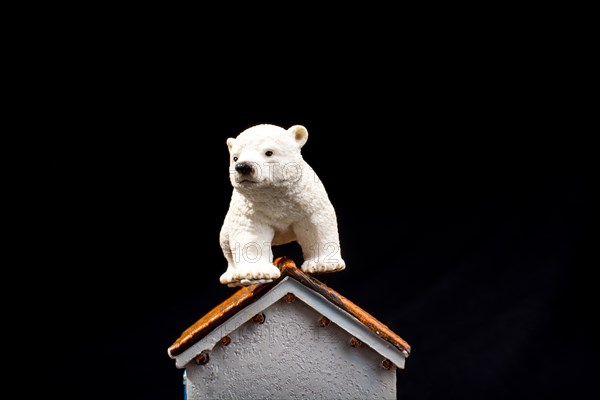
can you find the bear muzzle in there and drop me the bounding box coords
[235,162,254,176]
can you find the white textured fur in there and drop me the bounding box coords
[219,124,345,286]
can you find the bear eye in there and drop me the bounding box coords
[233,157,238,162]
[265,151,273,157]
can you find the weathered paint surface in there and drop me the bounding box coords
[185,297,397,400]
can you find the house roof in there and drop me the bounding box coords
[168,257,411,362]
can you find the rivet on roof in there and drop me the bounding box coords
[220,336,232,346]
[283,292,296,303]
[319,316,331,327]
[253,312,266,324]
[382,358,394,370]
[194,352,209,365]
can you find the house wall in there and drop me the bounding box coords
[184,297,397,399]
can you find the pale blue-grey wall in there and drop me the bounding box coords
[184,297,396,399]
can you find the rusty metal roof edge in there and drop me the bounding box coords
[171,276,297,368]
[171,276,408,369]
[167,279,277,358]
[168,257,410,361]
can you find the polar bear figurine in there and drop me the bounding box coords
[219,123,346,286]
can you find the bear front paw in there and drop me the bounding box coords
[301,259,346,275]
[221,262,281,286]
[219,268,236,285]
[233,262,281,281]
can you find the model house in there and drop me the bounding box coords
[168,257,411,399]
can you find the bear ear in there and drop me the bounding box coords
[226,137,235,150]
[288,125,308,148]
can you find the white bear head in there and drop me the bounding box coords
[226,124,309,191]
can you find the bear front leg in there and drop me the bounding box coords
[219,230,237,285]
[293,218,346,274]
[220,221,281,286]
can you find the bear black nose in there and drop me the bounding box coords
[235,162,253,175]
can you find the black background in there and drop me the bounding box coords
[29,21,594,400]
